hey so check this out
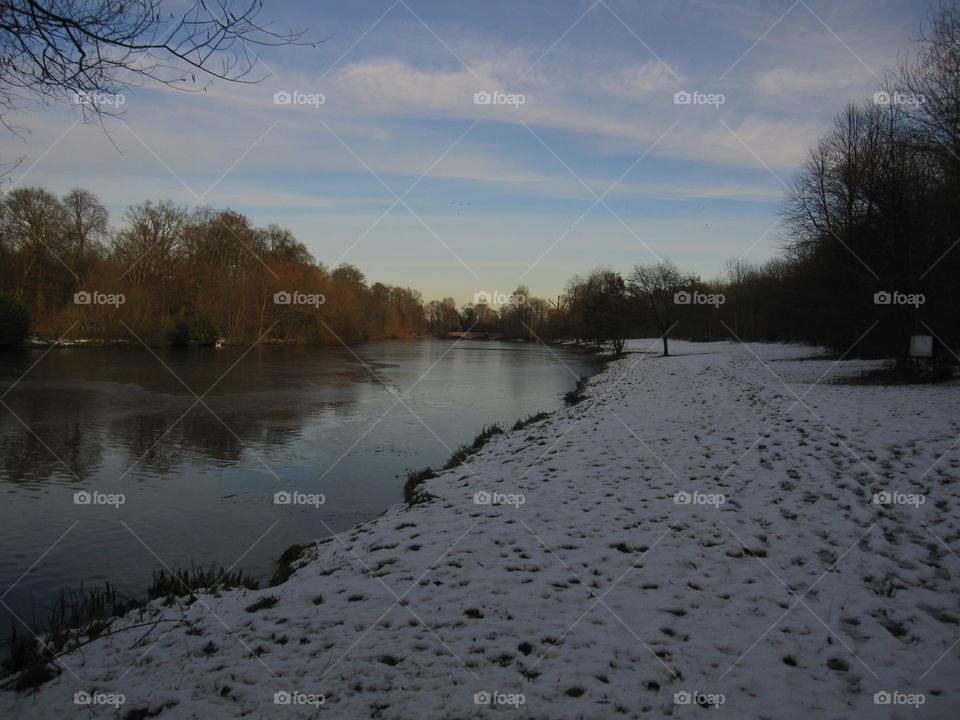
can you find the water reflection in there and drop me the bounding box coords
[0,346,367,481]
[0,340,595,638]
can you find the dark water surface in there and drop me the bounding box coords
[0,340,593,633]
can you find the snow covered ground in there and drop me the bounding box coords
[4,339,960,719]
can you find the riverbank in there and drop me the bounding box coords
[4,339,960,718]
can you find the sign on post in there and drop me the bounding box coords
[909,335,933,358]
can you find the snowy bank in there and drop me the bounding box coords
[4,340,960,719]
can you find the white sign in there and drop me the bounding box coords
[909,335,933,358]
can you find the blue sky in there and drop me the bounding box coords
[5,0,932,303]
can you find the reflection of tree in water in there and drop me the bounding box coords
[0,422,103,483]
[0,383,106,482]
[0,347,377,483]
[0,392,324,482]
[108,404,307,475]
[341,361,406,399]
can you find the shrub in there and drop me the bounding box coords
[189,314,219,346]
[168,319,192,347]
[168,314,219,347]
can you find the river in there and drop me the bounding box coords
[0,339,594,635]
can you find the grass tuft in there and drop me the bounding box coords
[511,412,549,431]
[564,376,590,405]
[2,564,258,690]
[442,423,504,471]
[245,596,279,613]
[270,544,309,587]
[403,467,437,505]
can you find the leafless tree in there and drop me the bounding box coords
[111,198,186,286]
[627,261,692,356]
[62,187,107,255]
[0,0,311,162]
[898,0,960,180]
[2,185,69,308]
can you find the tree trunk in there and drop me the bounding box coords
[662,334,669,357]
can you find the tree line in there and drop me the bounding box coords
[0,188,425,346]
[421,266,724,357]
[431,2,960,369]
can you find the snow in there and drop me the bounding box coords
[4,339,960,719]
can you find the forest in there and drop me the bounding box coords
[0,191,426,346]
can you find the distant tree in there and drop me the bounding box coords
[2,186,69,317]
[508,284,531,339]
[0,183,432,346]
[627,261,693,356]
[112,200,186,286]
[3,186,68,255]
[62,188,108,255]
[458,302,477,332]
[475,301,498,332]
[258,224,314,265]
[385,286,423,337]
[562,273,589,343]
[577,267,629,353]
[425,297,460,336]
[329,264,365,288]
[0,292,29,346]
[525,296,550,339]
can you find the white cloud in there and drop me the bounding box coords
[753,65,874,97]
[605,61,684,99]
[4,0,917,218]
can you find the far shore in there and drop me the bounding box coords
[15,335,603,350]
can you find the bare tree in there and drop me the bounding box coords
[899,0,960,180]
[2,186,69,312]
[627,261,692,356]
[526,296,549,338]
[112,199,186,286]
[512,284,531,339]
[0,0,310,128]
[62,187,107,256]
[562,273,588,344]
[256,224,314,266]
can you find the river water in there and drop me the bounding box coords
[0,340,594,633]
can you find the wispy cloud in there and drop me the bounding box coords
[3,0,929,300]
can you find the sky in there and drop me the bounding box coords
[2,0,934,305]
